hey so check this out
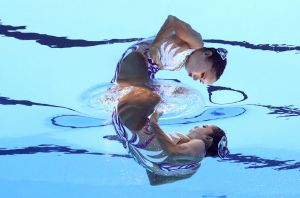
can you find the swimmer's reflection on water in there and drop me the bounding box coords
[112,86,229,185]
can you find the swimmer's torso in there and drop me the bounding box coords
[115,115,204,176]
[133,35,193,71]
[112,35,194,82]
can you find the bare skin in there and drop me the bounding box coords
[116,15,218,86]
[113,19,223,183]
[149,110,215,161]
[118,87,214,159]
[117,86,218,185]
[150,15,217,84]
[116,52,150,86]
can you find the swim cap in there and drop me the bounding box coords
[216,48,228,60]
[218,136,229,158]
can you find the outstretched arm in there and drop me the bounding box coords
[151,15,204,50]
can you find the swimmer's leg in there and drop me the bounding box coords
[116,52,150,85]
[118,87,160,131]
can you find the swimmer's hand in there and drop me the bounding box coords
[150,110,163,123]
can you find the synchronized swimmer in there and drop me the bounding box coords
[110,15,229,185]
[113,87,229,185]
[112,15,227,85]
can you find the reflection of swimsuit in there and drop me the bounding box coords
[112,108,201,176]
[111,37,196,82]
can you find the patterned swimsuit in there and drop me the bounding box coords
[111,38,200,176]
[111,37,195,83]
[111,37,159,82]
[112,108,201,176]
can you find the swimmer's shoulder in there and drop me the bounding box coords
[173,138,206,161]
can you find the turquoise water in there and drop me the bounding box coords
[1,0,300,197]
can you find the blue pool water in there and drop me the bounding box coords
[1,1,300,197]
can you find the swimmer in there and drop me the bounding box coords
[112,15,227,85]
[113,87,229,185]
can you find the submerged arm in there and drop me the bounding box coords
[149,111,204,160]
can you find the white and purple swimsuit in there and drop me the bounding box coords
[111,37,196,83]
[112,108,201,176]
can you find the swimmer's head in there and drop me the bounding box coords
[187,125,229,158]
[205,125,229,158]
[185,48,227,84]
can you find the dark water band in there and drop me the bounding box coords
[0,144,131,158]
[1,144,299,172]
[0,96,77,112]
[1,23,300,52]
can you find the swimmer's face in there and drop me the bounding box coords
[187,125,216,139]
[185,50,217,84]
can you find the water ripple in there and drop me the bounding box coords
[0,96,77,112]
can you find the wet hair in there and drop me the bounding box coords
[204,47,227,80]
[205,126,226,157]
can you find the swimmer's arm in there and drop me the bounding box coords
[150,15,175,50]
[151,15,204,50]
[150,113,203,160]
[149,120,178,154]
[172,15,204,48]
